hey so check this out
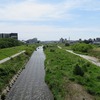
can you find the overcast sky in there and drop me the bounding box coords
[0,0,100,41]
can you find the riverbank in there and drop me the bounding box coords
[0,45,37,99]
[44,45,100,100]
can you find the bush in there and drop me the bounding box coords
[43,46,46,50]
[0,68,9,76]
[87,89,95,95]
[50,49,55,52]
[0,38,24,49]
[69,77,75,81]
[73,64,84,76]
[97,76,100,80]
[25,48,33,56]
[71,43,93,53]
[65,42,70,46]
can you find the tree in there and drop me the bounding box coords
[0,38,24,49]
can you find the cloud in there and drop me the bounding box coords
[0,0,65,21]
[0,0,100,22]
[76,0,100,11]
[0,1,53,21]
[0,0,88,21]
[0,0,100,41]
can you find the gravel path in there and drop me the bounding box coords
[5,46,53,100]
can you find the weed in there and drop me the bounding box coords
[44,45,100,99]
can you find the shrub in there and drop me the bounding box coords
[50,49,55,52]
[69,77,75,81]
[43,46,46,50]
[65,42,70,46]
[87,89,95,95]
[25,48,33,56]
[0,38,24,49]
[0,68,9,76]
[73,64,84,76]
[71,43,93,53]
[97,76,100,80]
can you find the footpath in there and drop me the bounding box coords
[0,50,25,64]
[58,46,100,67]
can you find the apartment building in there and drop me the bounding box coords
[0,33,18,39]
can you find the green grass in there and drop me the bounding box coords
[0,44,37,60]
[0,54,28,93]
[44,45,100,100]
[59,43,100,60]
[0,44,37,94]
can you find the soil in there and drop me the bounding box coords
[65,82,95,100]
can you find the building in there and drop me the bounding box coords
[0,33,18,39]
[59,38,65,43]
[96,38,100,42]
[26,38,38,44]
[93,38,100,44]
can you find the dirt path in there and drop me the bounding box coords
[66,50,100,67]
[5,46,53,100]
[58,46,100,67]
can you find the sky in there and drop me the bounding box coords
[0,0,100,41]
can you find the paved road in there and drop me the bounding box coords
[0,50,25,64]
[5,46,53,100]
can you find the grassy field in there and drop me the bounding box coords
[0,44,37,94]
[44,45,100,100]
[59,43,100,60]
[0,44,38,60]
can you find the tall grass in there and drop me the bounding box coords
[44,45,100,100]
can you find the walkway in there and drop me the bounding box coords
[0,50,25,64]
[58,46,100,67]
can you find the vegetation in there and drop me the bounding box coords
[60,42,100,60]
[44,45,100,100]
[89,48,100,60]
[0,38,24,49]
[71,43,93,53]
[65,42,70,46]
[0,45,37,94]
[0,45,37,60]
[73,64,84,76]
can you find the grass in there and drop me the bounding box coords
[59,43,100,60]
[0,44,37,94]
[44,45,100,100]
[0,44,38,60]
[89,48,100,60]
